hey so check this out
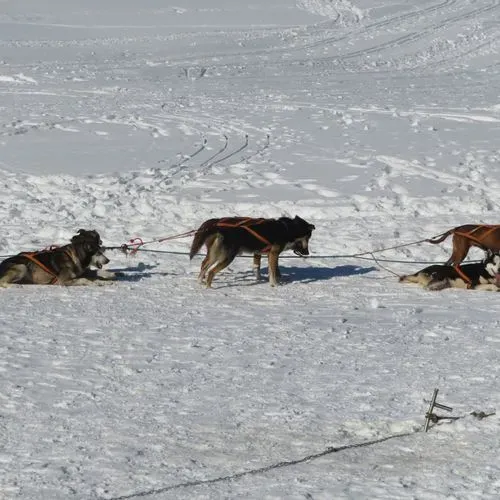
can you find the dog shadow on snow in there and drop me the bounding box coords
[108,263,377,286]
[279,264,377,284]
[105,263,159,282]
[218,264,377,288]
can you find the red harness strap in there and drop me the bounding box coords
[215,218,272,252]
[454,225,500,247]
[453,265,472,289]
[215,217,266,227]
[21,248,76,285]
[21,252,59,284]
[240,226,272,252]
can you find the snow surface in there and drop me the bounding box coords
[2,0,500,498]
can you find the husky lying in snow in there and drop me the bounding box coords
[399,253,500,291]
[0,229,117,286]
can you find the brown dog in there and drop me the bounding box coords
[428,224,500,265]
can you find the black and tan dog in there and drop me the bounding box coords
[190,217,272,282]
[190,216,315,287]
[399,253,500,291]
[0,229,116,287]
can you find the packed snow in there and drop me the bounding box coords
[1,0,500,498]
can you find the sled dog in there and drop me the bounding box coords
[190,217,303,281]
[399,253,500,291]
[428,224,500,266]
[0,229,115,286]
[190,216,315,287]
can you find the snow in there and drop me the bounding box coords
[1,0,500,498]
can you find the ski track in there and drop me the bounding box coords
[2,1,500,499]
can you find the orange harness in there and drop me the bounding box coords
[21,248,75,285]
[453,265,473,289]
[215,217,272,252]
[21,252,59,284]
[454,225,500,247]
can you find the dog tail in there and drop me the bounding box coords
[189,219,218,260]
[189,231,207,260]
[427,229,454,245]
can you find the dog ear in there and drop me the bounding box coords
[294,215,308,224]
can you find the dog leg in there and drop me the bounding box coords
[268,248,280,287]
[200,235,224,285]
[97,270,120,280]
[473,283,500,291]
[205,242,239,288]
[64,277,112,286]
[197,235,218,283]
[83,269,120,280]
[447,236,471,266]
[198,254,210,283]
[205,258,233,288]
[0,265,28,286]
[253,254,261,281]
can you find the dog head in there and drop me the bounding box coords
[484,252,500,283]
[71,229,102,252]
[90,247,110,269]
[71,229,102,248]
[288,216,315,256]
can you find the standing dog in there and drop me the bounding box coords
[190,216,315,287]
[428,224,500,265]
[399,253,500,291]
[190,217,270,281]
[0,229,115,286]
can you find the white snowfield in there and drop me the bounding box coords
[1,0,500,498]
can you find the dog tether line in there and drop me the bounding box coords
[102,429,418,500]
[0,235,449,264]
[115,223,430,258]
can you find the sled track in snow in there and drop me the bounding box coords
[303,0,457,52]
[317,0,500,67]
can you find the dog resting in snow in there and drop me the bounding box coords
[399,253,500,291]
[0,229,116,286]
[190,215,315,287]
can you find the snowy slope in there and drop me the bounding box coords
[1,1,500,499]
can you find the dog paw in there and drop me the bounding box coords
[97,279,116,286]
